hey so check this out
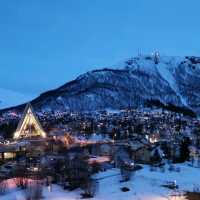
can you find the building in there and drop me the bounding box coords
[0,144,16,160]
[13,103,46,139]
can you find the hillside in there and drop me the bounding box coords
[0,88,34,110]
[1,55,200,116]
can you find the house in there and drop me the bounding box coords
[99,143,113,156]
[49,129,75,147]
[128,139,152,164]
[0,144,17,160]
[114,146,130,168]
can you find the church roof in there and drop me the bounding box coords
[13,103,46,139]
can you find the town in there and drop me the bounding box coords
[0,104,199,199]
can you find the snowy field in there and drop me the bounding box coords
[2,163,200,200]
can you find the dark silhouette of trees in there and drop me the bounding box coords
[151,149,162,164]
[180,137,191,162]
[0,179,7,196]
[63,154,97,198]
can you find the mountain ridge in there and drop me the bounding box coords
[1,55,200,116]
[0,88,34,110]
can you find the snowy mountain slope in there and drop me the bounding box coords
[156,59,188,106]
[0,88,34,109]
[1,55,200,115]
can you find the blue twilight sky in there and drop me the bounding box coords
[0,0,200,95]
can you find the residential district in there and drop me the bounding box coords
[0,104,199,200]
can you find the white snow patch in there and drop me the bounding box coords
[105,108,121,114]
[156,62,187,106]
[2,163,200,200]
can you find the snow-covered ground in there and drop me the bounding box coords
[2,163,200,200]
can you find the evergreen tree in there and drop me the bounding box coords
[180,137,191,162]
[151,149,162,164]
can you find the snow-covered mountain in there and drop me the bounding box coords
[0,88,34,109]
[1,55,200,116]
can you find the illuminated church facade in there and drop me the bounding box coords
[13,103,46,139]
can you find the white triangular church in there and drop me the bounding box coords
[14,103,46,139]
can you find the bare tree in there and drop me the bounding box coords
[0,179,7,195]
[24,180,43,200]
[82,178,98,198]
[120,165,132,182]
[13,165,28,189]
[14,177,28,189]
